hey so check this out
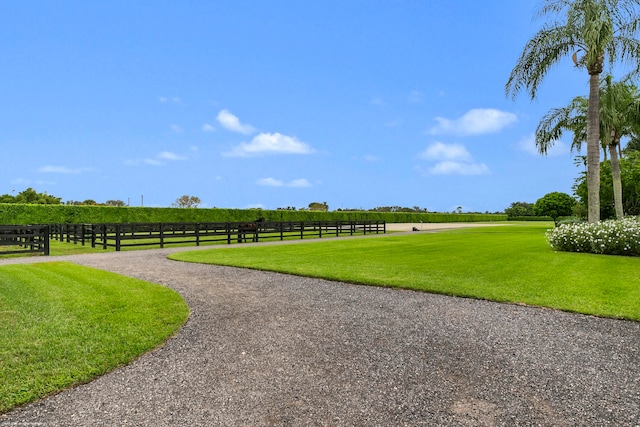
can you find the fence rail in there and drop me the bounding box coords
[50,221,386,251]
[0,225,50,256]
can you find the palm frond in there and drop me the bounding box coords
[505,25,577,99]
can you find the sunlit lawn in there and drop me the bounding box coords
[170,223,640,321]
[0,262,189,414]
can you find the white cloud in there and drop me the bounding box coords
[202,123,215,132]
[170,124,183,133]
[428,108,517,136]
[518,133,570,157]
[419,142,472,162]
[143,158,163,166]
[216,109,256,134]
[38,166,94,174]
[223,132,315,157]
[257,177,311,187]
[126,151,188,166]
[257,177,284,187]
[158,151,187,161]
[428,161,490,175]
[418,142,490,176]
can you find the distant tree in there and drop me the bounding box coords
[370,206,427,213]
[533,192,577,224]
[105,200,126,207]
[82,199,97,206]
[504,202,534,218]
[4,188,62,204]
[172,195,202,208]
[0,193,14,203]
[308,201,329,211]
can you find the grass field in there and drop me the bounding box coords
[170,223,640,321]
[0,262,189,414]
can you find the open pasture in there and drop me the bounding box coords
[170,223,640,321]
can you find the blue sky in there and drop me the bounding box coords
[1,1,598,212]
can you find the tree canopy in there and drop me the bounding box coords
[534,192,577,223]
[171,195,202,208]
[0,188,61,205]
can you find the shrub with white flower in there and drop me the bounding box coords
[546,217,640,256]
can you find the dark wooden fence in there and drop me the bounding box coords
[50,221,386,252]
[0,225,50,256]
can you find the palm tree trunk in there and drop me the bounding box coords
[587,72,601,223]
[609,140,624,219]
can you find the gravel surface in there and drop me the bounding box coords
[1,236,639,426]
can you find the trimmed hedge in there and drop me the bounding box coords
[0,204,507,225]
[507,216,554,222]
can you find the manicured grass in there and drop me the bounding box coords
[48,240,111,256]
[0,262,189,414]
[0,240,111,258]
[170,223,640,321]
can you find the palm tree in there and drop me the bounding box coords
[599,76,640,217]
[506,0,640,222]
[536,76,640,218]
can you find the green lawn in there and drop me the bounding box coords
[0,262,189,414]
[170,223,640,321]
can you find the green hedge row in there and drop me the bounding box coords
[0,204,507,225]
[507,216,554,222]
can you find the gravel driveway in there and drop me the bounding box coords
[1,234,639,426]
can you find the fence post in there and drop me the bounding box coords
[159,223,164,248]
[43,225,50,256]
[115,224,121,251]
[196,223,200,246]
[90,224,96,248]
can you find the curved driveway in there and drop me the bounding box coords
[1,235,639,426]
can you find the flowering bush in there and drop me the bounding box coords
[546,217,640,256]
